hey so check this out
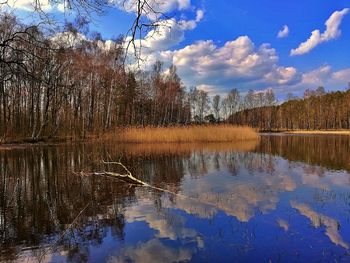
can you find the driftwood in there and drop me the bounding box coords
[93,160,145,186]
[80,160,180,196]
[77,160,147,186]
[90,171,145,185]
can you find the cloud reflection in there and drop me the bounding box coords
[291,201,348,249]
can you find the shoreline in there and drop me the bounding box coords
[2,128,350,149]
[260,130,350,136]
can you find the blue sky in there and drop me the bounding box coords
[5,0,350,99]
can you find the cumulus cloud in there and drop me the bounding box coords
[270,65,350,98]
[51,31,120,52]
[126,35,304,96]
[149,36,299,95]
[4,0,63,12]
[5,0,192,17]
[129,9,204,51]
[113,0,192,21]
[291,8,349,56]
[171,37,278,81]
[125,10,204,68]
[332,68,350,83]
[277,25,289,38]
[300,65,350,88]
[264,66,298,85]
[51,31,88,48]
[301,65,332,85]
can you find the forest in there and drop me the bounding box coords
[0,14,199,142]
[229,87,350,131]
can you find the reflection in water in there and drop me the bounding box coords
[258,134,350,172]
[291,201,348,249]
[1,135,350,262]
[111,239,193,263]
[277,219,289,232]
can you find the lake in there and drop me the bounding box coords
[1,135,350,262]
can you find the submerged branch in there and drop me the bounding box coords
[80,160,176,194]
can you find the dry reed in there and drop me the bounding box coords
[115,125,259,143]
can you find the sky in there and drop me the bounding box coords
[4,0,350,99]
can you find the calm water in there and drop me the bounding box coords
[1,135,350,262]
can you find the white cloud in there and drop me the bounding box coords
[144,19,186,51]
[264,66,298,85]
[125,10,204,67]
[150,36,300,95]
[301,65,350,87]
[113,0,192,21]
[271,65,350,98]
[277,25,289,38]
[51,31,87,48]
[195,9,204,22]
[179,9,204,30]
[291,8,349,56]
[3,0,72,12]
[5,0,53,12]
[126,30,350,98]
[51,31,120,52]
[170,36,279,81]
[332,68,350,83]
[124,7,203,54]
[301,65,332,85]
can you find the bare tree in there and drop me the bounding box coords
[226,88,240,116]
[197,90,209,123]
[212,95,221,122]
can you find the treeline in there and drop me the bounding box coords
[230,87,350,130]
[1,14,194,142]
[0,14,210,142]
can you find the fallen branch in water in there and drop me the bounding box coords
[80,160,183,196]
[77,160,145,186]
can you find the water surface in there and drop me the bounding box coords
[1,135,350,262]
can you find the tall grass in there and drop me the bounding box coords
[115,125,258,143]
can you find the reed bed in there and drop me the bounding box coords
[115,125,259,143]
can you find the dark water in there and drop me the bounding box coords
[1,135,350,262]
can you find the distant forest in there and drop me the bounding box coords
[230,87,350,130]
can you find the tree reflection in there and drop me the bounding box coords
[0,137,350,261]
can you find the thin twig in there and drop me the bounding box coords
[38,202,91,263]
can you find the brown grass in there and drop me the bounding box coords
[114,125,259,143]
